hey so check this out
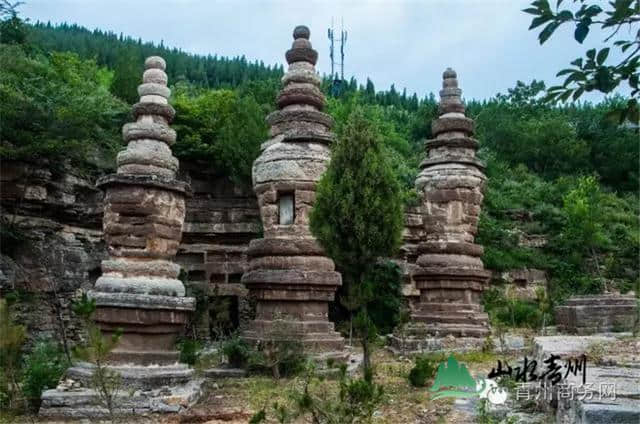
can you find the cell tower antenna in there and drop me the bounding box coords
[327,17,347,95]
[340,17,347,81]
[328,17,335,78]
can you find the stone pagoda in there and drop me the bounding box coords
[41,57,199,418]
[392,69,490,352]
[241,26,346,360]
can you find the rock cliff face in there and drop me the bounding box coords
[0,159,260,346]
[1,160,106,349]
[176,161,261,339]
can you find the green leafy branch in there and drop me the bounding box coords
[524,0,639,121]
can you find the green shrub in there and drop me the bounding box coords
[171,85,268,186]
[494,301,542,329]
[0,299,25,411]
[408,355,437,387]
[178,339,202,366]
[251,362,385,424]
[21,340,67,412]
[247,339,306,379]
[222,335,251,368]
[0,46,127,169]
[482,287,543,329]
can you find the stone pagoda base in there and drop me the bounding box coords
[388,325,527,356]
[389,322,487,355]
[555,294,638,335]
[40,362,201,419]
[241,238,348,365]
[40,365,202,419]
[242,320,349,365]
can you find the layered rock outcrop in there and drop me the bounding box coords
[0,161,105,350]
[394,205,424,312]
[176,163,260,339]
[0,160,261,348]
[241,26,345,358]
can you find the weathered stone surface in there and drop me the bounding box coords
[492,268,547,300]
[137,82,171,98]
[0,158,261,347]
[40,372,202,418]
[90,57,194,379]
[392,68,490,351]
[123,121,177,144]
[425,136,479,150]
[533,335,640,424]
[241,26,345,360]
[555,294,638,334]
[0,161,106,350]
[142,67,168,85]
[242,269,341,287]
[132,101,175,122]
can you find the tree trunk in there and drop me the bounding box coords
[50,292,71,364]
[349,312,353,347]
[361,337,371,380]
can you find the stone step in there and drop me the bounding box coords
[40,379,202,419]
[405,323,490,338]
[412,312,489,325]
[66,362,194,391]
[242,332,345,353]
[107,350,179,366]
[563,295,636,306]
[248,319,335,333]
[415,302,484,313]
[579,403,640,424]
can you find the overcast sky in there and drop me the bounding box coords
[22,0,628,101]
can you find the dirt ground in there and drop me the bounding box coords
[17,334,602,424]
[134,349,507,424]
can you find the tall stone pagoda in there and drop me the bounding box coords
[393,69,491,351]
[41,57,198,417]
[241,26,346,359]
[90,55,194,369]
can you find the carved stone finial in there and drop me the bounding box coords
[439,67,464,115]
[293,25,310,40]
[443,67,457,79]
[286,25,318,65]
[117,57,179,179]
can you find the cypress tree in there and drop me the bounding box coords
[310,107,404,374]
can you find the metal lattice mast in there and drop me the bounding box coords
[327,18,347,94]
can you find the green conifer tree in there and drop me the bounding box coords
[310,107,404,375]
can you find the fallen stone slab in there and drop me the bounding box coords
[40,378,203,419]
[202,367,247,379]
[533,335,640,424]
